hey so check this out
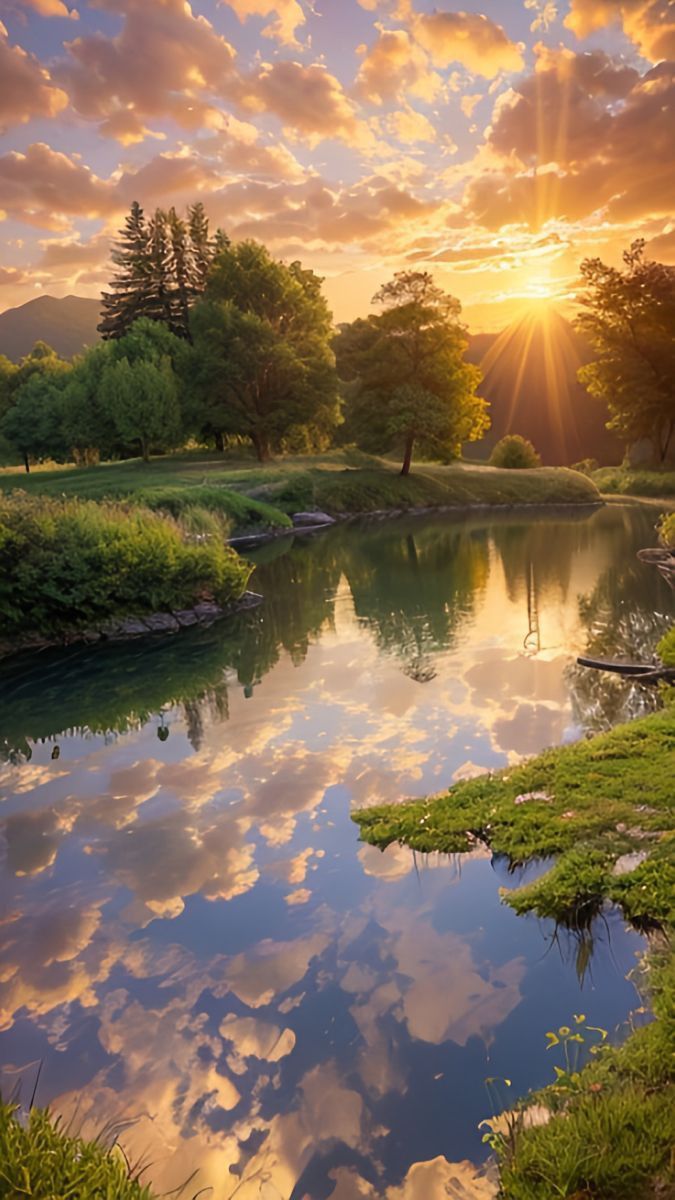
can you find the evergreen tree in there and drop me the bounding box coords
[145,209,173,329]
[98,202,152,340]
[167,207,192,341]
[187,202,215,296]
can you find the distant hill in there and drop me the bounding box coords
[0,295,100,361]
[466,311,622,467]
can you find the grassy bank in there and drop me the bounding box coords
[353,707,675,1198]
[592,465,675,499]
[0,451,602,526]
[0,1101,154,1200]
[0,492,251,645]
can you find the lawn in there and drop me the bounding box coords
[592,465,675,499]
[0,449,602,522]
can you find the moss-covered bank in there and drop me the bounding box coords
[353,707,675,1198]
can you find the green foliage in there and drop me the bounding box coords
[490,435,542,469]
[658,626,675,668]
[0,342,72,470]
[0,1101,156,1199]
[592,466,675,498]
[335,270,487,475]
[495,954,675,1199]
[577,241,675,465]
[136,484,291,533]
[570,457,599,475]
[190,240,339,460]
[100,354,181,461]
[0,492,251,639]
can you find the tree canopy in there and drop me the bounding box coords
[190,240,339,460]
[335,271,487,475]
[576,241,675,465]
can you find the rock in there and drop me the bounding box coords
[143,612,180,633]
[115,617,152,638]
[514,791,553,805]
[192,601,223,624]
[612,851,648,876]
[292,511,335,527]
[173,608,200,627]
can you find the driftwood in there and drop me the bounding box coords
[576,540,675,684]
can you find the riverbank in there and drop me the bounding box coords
[0,451,602,535]
[353,706,675,1198]
[592,465,675,501]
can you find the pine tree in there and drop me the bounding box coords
[145,209,174,330]
[187,202,215,296]
[167,207,192,341]
[98,202,152,340]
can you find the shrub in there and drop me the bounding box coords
[0,1101,156,1199]
[489,435,542,469]
[657,626,675,668]
[571,457,599,475]
[135,485,291,533]
[0,492,251,639]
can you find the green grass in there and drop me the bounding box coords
[0,450,602,518]
[593,465,675,499]
[0,1101,156,1199]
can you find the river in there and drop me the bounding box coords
[0,502,671,1198]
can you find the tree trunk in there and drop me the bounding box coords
[214,429,225,452]
[23,452,30,474]
[141,438,150,463]
[400,434,414,476]
[252,430,272,462]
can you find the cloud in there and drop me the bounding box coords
[0,143,117,230]
[223,0,308,45]
[11,0,78,15]
[388,106,437,143]
[245,59,373,148]
[412,10,525,78]
[0,267,25,287]
[0,22,68,132]
[354,27,441,104]
[465,52,675,229]
[55,0,240,141]
[565,0,675,63]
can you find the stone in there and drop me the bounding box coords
[115,617,151,637]
[143,612,180,633]
[192,601,223,623]
[173,608,200,627]
[291,511,335,527]
[514,791,553,805]
[612,851,648,876]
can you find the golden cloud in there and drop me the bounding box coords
[413,10,525,78]
[0,22,68,132]
[224,0,307,45]
[565,0,675,63]
[354,27,441,104]
[0,143,117,230]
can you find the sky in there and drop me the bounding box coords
[0,0,673,331]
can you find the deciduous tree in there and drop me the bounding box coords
[577,241,675,465]
[190,241,339,460]
[335,271,487,475]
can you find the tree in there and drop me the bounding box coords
[1,370,68,472]
[0,343,71,471]
[576,241,675,465]
[187,201,216,295]
[98,202,152,340]
[101,355,181,462]
[190,240,339,460]
[334,271,487,475]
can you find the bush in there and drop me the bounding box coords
[592,467,675,498]
[489,435,542,469]
[571,457,599,475]
[657,627,675,668]
[0,1101,155,1199]
[0,492,251,639]
[135,485,291,534]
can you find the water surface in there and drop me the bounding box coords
[0,503,670,1199]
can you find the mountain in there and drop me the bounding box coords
[466,310,622,467]
[0,295,100,361]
